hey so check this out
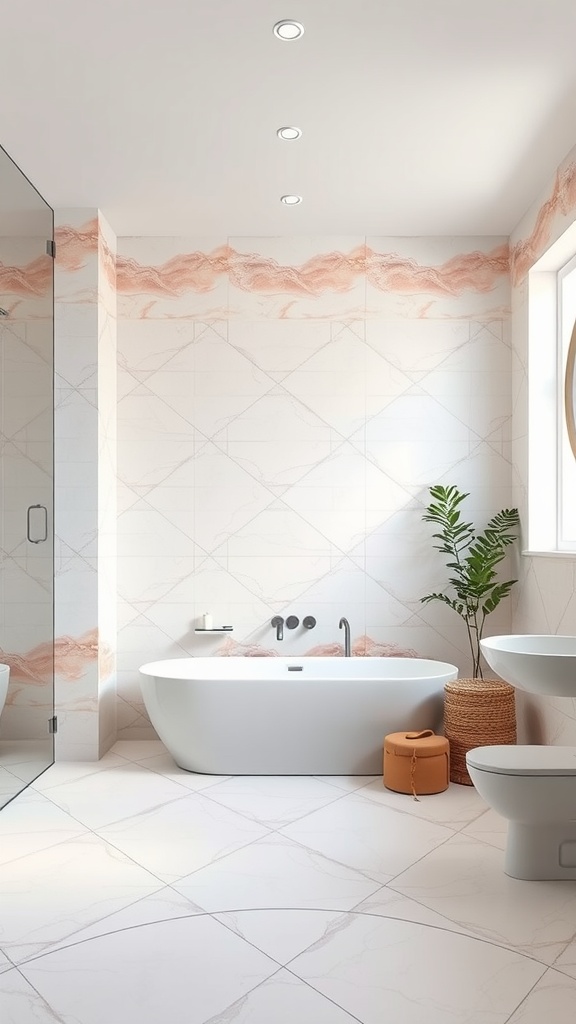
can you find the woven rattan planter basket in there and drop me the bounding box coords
[444,678,516,785]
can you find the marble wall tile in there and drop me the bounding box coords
[55,303,98,389]
[117,237,228,319]
[511,148,576,285]
[227,237,367,319]
[366,236,510,320]
[97,286,118,753]
[0,237,53,321]
[110,235,514,737]
[55,214,99,302]
[365,318,471,375]
[228,319,332,377]
[53,210,117,759]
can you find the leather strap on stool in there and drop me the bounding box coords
[408,732,433,794]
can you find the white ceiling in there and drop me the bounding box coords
[1,0,576,237]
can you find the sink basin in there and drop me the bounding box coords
[480,635,576,697]
[0,664,9,717]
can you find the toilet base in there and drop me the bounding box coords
[506,820,576,880]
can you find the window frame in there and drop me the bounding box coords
[557,253,576,550]
[525,219,576,557]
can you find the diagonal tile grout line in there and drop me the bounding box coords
[499,969,559,1024]
[11,967,69,1022]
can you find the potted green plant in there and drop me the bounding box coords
[420,484,520,679]
[420,485,521,785]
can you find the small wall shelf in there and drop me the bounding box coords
[194,627,234,634]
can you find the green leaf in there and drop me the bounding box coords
[420,486,520,676]
[481,580,518,615]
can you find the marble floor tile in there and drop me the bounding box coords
[461,806,508,850]
[40,886,203,956]
[173,833,382,913]
[136,751,231,792]
[359,777,487,830]
[200,774,347,828]
[0,788,89,867]
[31,751,130,792]
[0,948,13,974]
[280,790,455,883]
[214,908,347,965]
[2,758,54,788]
[201,968,362,1023]
[110,739,168,762]
[2,756,576,1022]
[99,790,271,882]
[289,913,545,1024]
[20,916,280,1024]
[0,766,28,802]
[0,741,55,800]
[0,833,163,962]
[0,968,62,1023]
[0,739,52,767]
[313,775,381,793]
[553,936,576,981]
[389,832,576,964]
[34,760,194,829]
[505,967,576,1022]
[350,883,474,936]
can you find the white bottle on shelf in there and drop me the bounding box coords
[202,613,213,630]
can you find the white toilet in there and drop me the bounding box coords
[466,744,576,880]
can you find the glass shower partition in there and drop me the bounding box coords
[0,144,54,807]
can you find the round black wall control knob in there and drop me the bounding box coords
[286,615,299,629]
[303,616,316,629]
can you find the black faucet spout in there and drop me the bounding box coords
[271,616,284,641]
[339,617,351,657]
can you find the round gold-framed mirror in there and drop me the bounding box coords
[565,317,576,459]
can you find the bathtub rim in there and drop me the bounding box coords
[139,655,459,683]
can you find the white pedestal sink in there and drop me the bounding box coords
[480,634,576,697]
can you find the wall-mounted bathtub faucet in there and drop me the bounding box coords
[271,616,284,640]
[339,617,351,657]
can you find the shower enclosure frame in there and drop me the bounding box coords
[0,142,55,808]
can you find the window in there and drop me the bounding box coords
[527,221,576,554]
[558,254,576,548]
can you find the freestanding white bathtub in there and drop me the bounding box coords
[139,656,457,775]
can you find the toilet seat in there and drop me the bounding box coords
[467,744,576,776]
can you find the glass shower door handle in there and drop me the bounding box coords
[27,504,48,544]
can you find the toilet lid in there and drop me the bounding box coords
[466,745,576,776]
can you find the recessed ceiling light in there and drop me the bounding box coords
[277,126,302,141]
[280,194,302,205]
[273,20,304,40]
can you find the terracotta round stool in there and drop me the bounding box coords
[383,730,450,798]
[444,678,516,785]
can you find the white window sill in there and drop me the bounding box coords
[522,549,576,558]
